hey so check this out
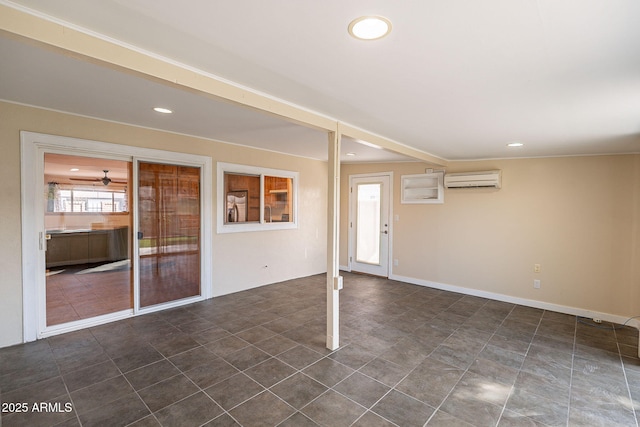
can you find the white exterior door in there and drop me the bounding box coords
[349,174,391,277]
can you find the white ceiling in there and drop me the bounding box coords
[44,153,129,185]
[2,0,640,162]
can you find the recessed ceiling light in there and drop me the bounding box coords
[69,168,80,172]
[507,142,524,147]
[348,16,392,40]
[356,139,383,149]
[346,152,356,156]
[153,107,173,114]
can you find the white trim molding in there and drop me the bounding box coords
[389,273,640,332]
[216,162,298,234]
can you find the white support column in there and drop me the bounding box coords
[326,129,341,351]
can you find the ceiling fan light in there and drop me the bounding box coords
[348,16,392,40]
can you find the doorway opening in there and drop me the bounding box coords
[44,153,132,326]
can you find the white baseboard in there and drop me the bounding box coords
[389,273,640,331]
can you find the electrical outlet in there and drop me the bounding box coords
[534,264,541,273]
[533,279,541,289]
[394,259,399,266]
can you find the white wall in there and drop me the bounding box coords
[212,163,327,296]
[341,156,640,324]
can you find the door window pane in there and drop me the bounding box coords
[44,153,132,326]
[138,162,201,307]
[356,183,381,265]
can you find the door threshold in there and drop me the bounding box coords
[348,270,389,279]
[39,309,133,339]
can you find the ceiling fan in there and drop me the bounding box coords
[69,170,127,186]
[101,170,112,185]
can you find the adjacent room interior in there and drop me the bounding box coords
[44,153,132,325]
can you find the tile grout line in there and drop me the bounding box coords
[246,340,345,426]
[7,274,638,427]
[348,291,452,427]
[48,338,83,427]
[565,316,578,427]
[342,296,490,426]
[166,327,277,426]
[497,309,549,426]
[173,320,336,425]
[484,303,522,427]
[325,342,400,426]
[425,300,521,426]
[98,328,165,427]
[613,324,640,427]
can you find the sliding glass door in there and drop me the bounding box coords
[42,156,203,325]
[22,131,212,340]
[138,162,201,308]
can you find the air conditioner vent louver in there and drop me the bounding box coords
[444,170,502,189]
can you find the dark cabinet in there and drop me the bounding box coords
[46,227,129,268]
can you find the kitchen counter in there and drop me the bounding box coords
[46,227,129,268]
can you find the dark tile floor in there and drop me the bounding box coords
[2,273,639,426]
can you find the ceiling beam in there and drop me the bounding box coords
[339,123,447,166]
[0,3,445,165]
[0,4,336,131]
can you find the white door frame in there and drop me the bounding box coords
[348,172,393,277]
[20,131,212,341]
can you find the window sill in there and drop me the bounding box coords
[217,221,297,234]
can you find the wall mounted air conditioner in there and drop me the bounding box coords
[444,170,502,189]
